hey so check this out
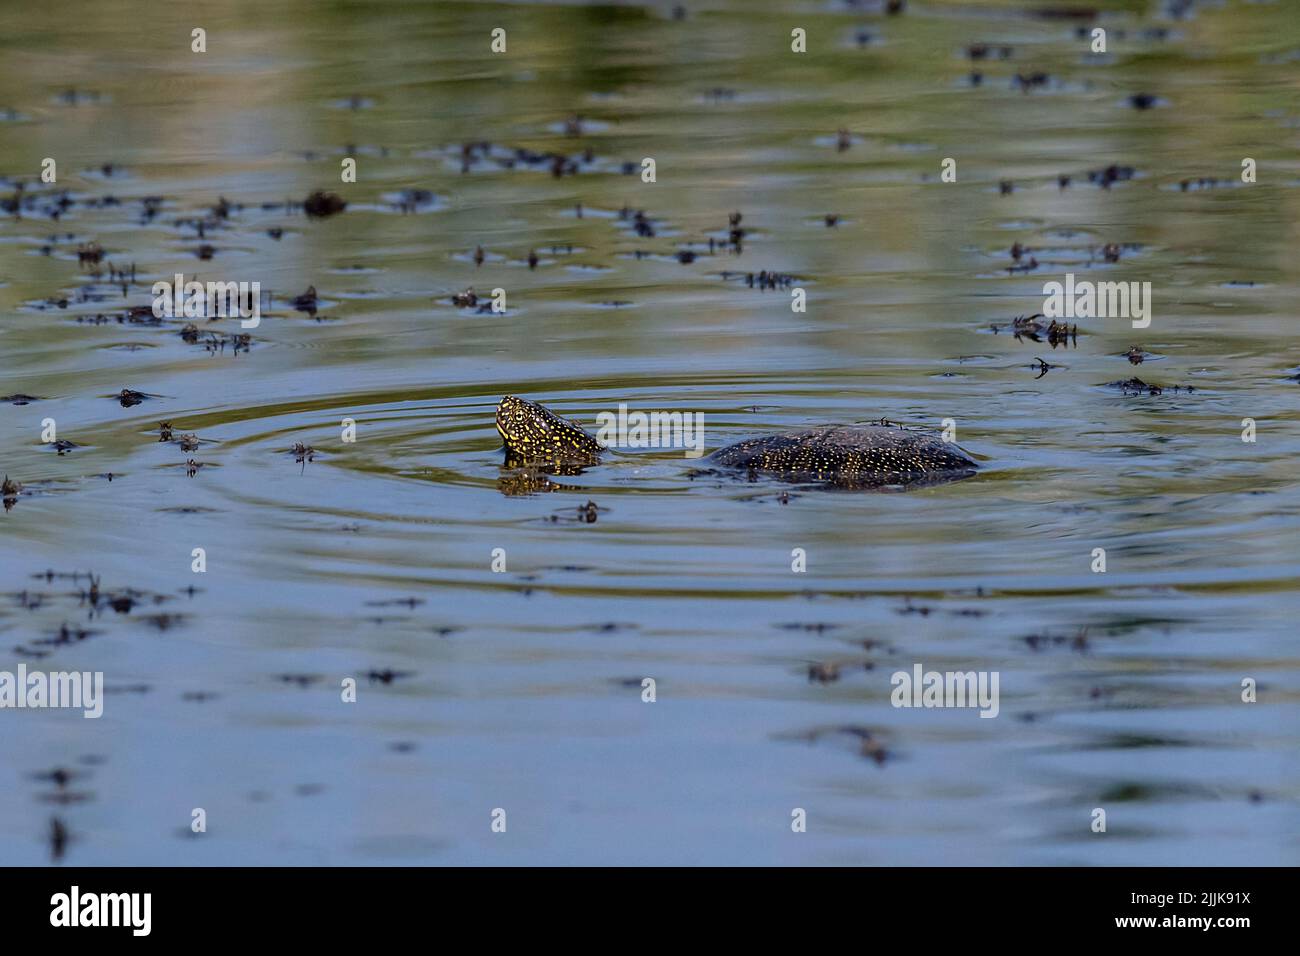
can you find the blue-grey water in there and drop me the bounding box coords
[1,0,1298,865]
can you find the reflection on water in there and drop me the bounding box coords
[1,0,1297,865]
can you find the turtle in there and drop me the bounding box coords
[494,395,979,490]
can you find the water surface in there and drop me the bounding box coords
[1,0,1298,865]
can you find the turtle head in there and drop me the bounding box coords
[495,395,602,463]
